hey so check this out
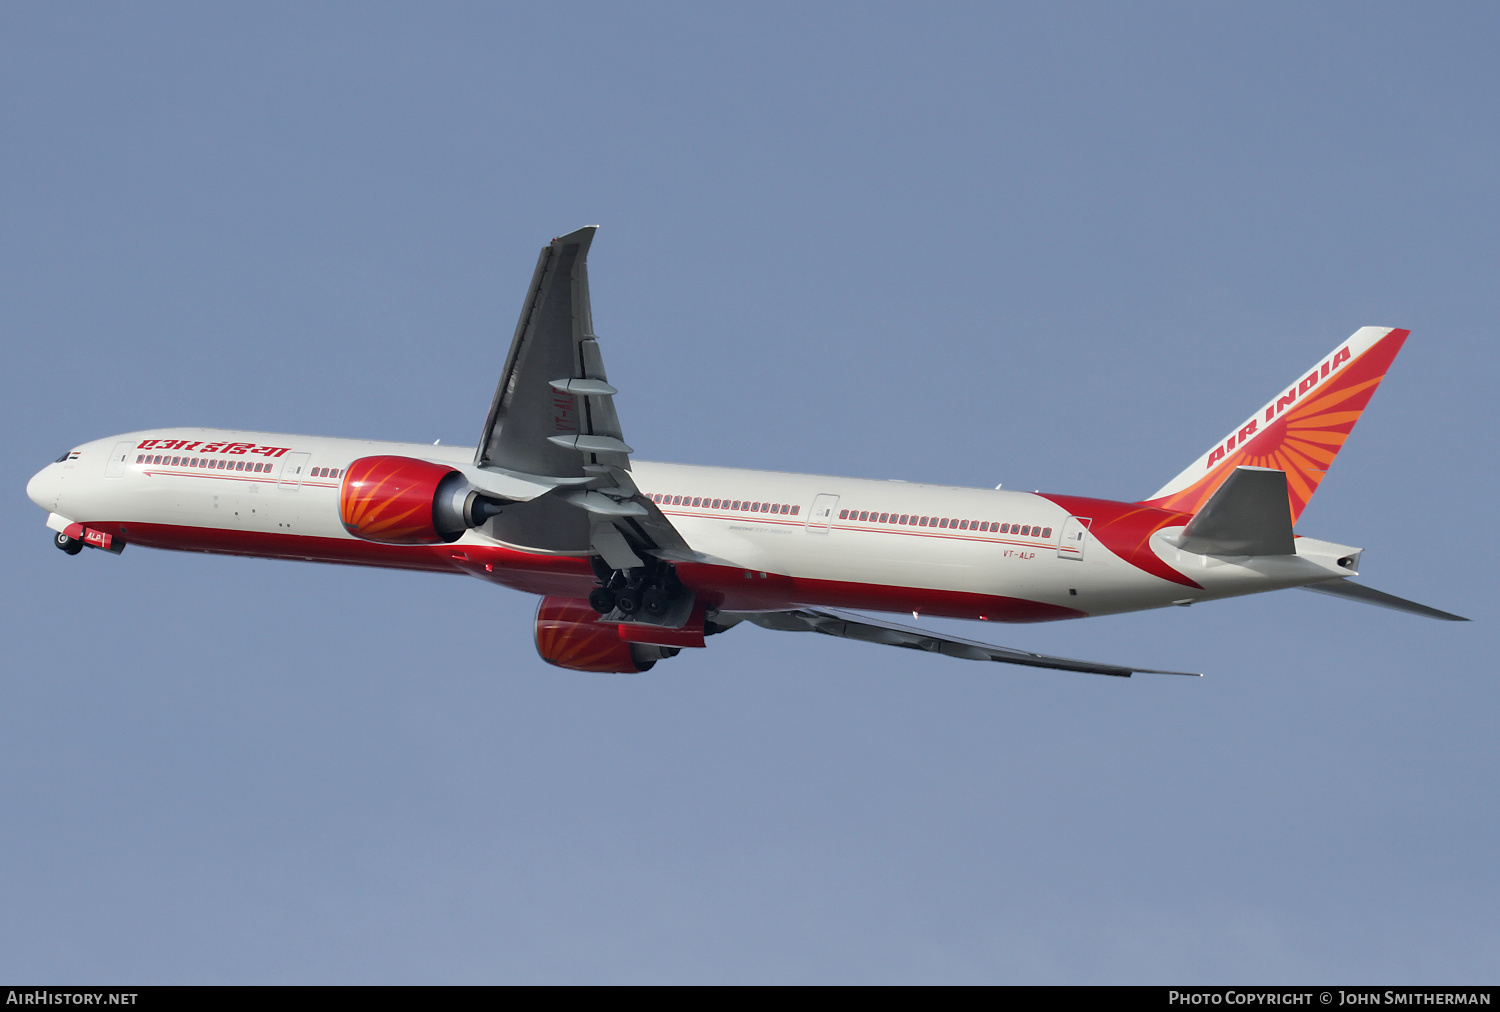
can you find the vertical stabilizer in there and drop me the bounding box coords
[1141,327,1408,522]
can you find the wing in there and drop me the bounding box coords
[734,607,1201,678]
[474,226,689,566]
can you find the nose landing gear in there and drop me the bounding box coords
[54,531,83,555]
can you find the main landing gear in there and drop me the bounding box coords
[54,531,83,555]
[587,555,687,622]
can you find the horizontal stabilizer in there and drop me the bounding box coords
[1175,466,1294,555]
[1300,580,1468,621]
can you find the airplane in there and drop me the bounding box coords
[26,226,1466,677]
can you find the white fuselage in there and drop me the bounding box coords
[28,428,1360,623]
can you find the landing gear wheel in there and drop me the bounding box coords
[615,590,641,616]
[588,586,617,614]
[641,587,669,619]
[54,532,82,555]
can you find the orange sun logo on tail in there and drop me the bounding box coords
[1142,327,1409,523]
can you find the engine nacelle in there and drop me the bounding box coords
[340,455,504,545]
[534,597,677,673]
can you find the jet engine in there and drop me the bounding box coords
[339,455,505,545]
[534,596,678,673]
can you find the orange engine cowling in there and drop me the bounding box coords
[340,455,465,545]
[534,597,675,673]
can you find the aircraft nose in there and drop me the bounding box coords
[27,464,58,510]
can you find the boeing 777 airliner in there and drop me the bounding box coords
[26,227,1465,676]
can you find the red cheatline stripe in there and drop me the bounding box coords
[658,508,1049,544]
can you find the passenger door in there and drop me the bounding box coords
[278,452,311,491]
[103,441,134,479]
[1057,516,1090,561]
[806,494,839,534]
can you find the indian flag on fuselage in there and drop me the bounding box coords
[1141,326,1409,523]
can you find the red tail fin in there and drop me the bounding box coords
[1141,327,1408,523]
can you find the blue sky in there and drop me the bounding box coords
[1,2,1494,983]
